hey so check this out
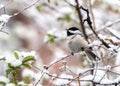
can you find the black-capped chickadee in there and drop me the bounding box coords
[66,27,100,61]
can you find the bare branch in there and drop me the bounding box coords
[75,0,89,43]
[101,18,120,30]
[33,64,120,85]
[88,0,96,30]
[44,54,72,70]
[80,6,117,53]
[12,0,40,17]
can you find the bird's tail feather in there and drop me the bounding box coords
[85,48,100,61]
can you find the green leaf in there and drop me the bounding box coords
[6,68,13,77]
[49,37,55,43]
[0,81,6,85]
[36,5,42,12]
[9,78,18,85]
[47,34,56,43]
[48,0,51,3]
[47,34,54,37]
[65,15,71,22]
[57,17,64,21]
[22,63,32,68]
[14,51,19,59]
[22,56,35,63]
[8,63,15,69]
[23,76,30,84]
[57,14,71,22]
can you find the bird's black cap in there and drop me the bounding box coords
[67,27,80,31]
[66,27,80,36]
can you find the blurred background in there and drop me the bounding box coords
[0,0,120,85]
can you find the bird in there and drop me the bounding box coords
[66,27,100,61]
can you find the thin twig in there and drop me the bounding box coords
[75,0,89,43]
[0,30,9,34]
[88,0,96,30]
[88,18,120,35]
[98,69,107,83]
[12,0,40,17]
[106,28,120,40]
[101,18,120,30]
[77,77,81,86]
[33,64,120,85]
[64,0,75,7]
[92,61,99,81]
[80,6,117,53]
[45,54,72,69]
[34,72,45,86]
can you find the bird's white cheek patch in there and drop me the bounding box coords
[69,30,81,34]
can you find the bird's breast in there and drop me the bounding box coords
[68,35,88,53]
[69,40,82,53]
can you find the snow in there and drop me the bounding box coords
[33,72,42,81]
[54,73,73,85]
[76,68,84,75]
[114,76,120,83]
[0,76,9,83]
[4,52,22,67]
[0,14,11,23]
[2,51,36,67]
[22,68,35,78]
[0,56,5,59]
[98,34,107,39]
[104,65,111,71]
[108,44,119,51]
[81,75,93,81]
[0,4,4,9]
[100,79,113,84]
[93,76,102,83]
[94,70,105,77]
[89,40,101,47]
[11,59,22,67]
[6,83,15,86]
[18,81,29,86]
[20,51,36,58]
[4,52,16,64]
[93,70,106,83]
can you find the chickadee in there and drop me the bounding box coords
[66,27,100,61]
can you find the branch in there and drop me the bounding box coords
[88,0,96,30]
[33,64,120,85]
[80,6,117,53]
[44,54,72,70]
[11,0,40,17]
[101,18,120,30]
[106,28,120,40]
[75,0,89,43]
[64,0,75,7]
